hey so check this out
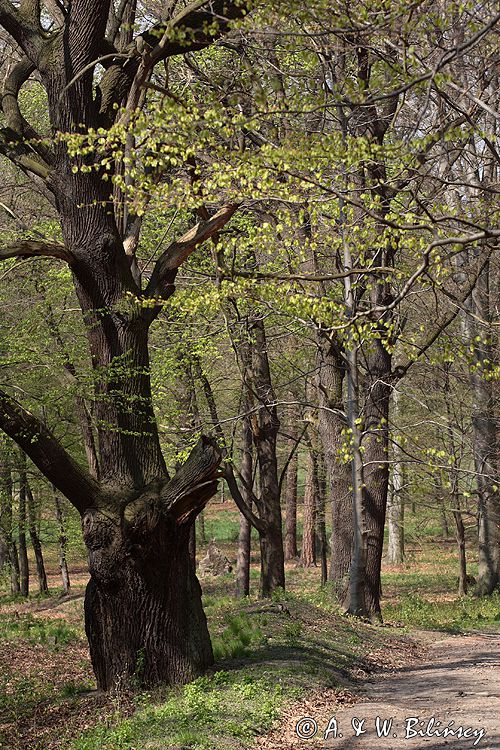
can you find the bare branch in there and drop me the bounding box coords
[224,266,395,283]
[394,247,495,381]
[223,464,267,534]
[0,127,51,180]
[0,239,73,263]
[145,203,239,299]
[0,389,100,513]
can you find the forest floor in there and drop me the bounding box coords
[1,502,499,750]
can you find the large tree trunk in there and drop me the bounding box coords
[362,339,392,621]
[84,510,213,690]
[315,331,352,596]
[82,437,220,690]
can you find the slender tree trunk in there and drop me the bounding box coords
[387,390,405,564]
[0,536,6,573]
[453,498,468,597]
[443,364,468,596]
[17,453,29,598]
[436,477,451,539]
[53,487,71,594]
[362,340,392,621]
[344,342,367,618]
[469,261,499,595]
[249,318,285,595]
[284,436,299,560]
[236,413,253,598]
[26,481,48,594]
[301,449,316,567]
[315,331,352,594]
[315,452,328,585]
[9,541,21,596]
[0,449,20,595]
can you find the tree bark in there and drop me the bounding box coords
[188,523,196,569]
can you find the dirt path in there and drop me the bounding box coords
[258,632,499,750]
[324,633,499,750]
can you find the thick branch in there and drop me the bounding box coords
[0,0,42,57]
[97,0,249,124]
[162,436,222,524]
[0,127,51,180]
[145,203,238,300]
[44,0,65,25]
[143,0,249,61]
[2,57,55,165]
[0,240,73,263]
[0,389,100,513]
[223,464,267,534]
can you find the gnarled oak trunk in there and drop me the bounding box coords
[83,508,212,690]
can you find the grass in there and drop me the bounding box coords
[384,591,500,633]
[0,612,80,647]
[70,670,295,750]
